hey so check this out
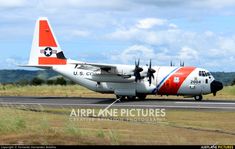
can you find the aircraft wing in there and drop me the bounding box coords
[70,62,136,82]
[69,62,118,74]
[70,62,116,68]
[19,64,52,69]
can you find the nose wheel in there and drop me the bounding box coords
[194,95,202,101]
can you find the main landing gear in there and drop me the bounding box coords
[194,95,203,101]
[116,94,147,101]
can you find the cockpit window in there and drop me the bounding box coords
[199,71,210,77]
[199,71,202,76]
[202,71,206,76]
[206,72,211,76]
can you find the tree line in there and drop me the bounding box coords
[13,77,76,86]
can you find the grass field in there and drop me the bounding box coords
[0,85,235,145]
[0,84,235,100]
[0,106,234,145]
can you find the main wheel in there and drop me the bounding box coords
[194,95,203,101]
[137,94,147,100]
[127,96,136,100]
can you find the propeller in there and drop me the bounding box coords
[133,59,143,82]
[147,59,156,85]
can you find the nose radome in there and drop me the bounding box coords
[210,80,223,95]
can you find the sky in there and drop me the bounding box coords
[1,0,235,72]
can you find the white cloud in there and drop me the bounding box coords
[178,46,198,60]
[191,0,235,9]
[4,58,27,69]
[136,18,167,29]
[0,0,234,71]
[110,45,156,64]
[72,30,90,37]
[217,37,235,54]
[104,17,235,71]
[106,18,181,45]
[6,58,17,65]
[204,31,214,37]
[39,0,131,10]
[135,0,235,9]
[168,23,178,29]
[0,0,26,8]
[108,45,201,66]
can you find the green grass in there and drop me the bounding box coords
[0,107,235,145]
[0,84,235,99]
[204,85,235,99]
[0,84,114,98]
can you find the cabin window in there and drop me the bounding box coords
[205,79,208,84]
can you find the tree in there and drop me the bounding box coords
[55,77,67,85]
[17,79,30,86]
[46,80,55,85]
[30,77,45,86]
[232,79,235,86]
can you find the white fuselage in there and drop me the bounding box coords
[52,63,214,97]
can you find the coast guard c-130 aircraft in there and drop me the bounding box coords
[24,17,223,101]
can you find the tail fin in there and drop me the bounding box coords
[28,17,67,66]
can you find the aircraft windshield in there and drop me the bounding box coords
[199,71,211,77]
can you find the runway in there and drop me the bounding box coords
[0,96,235,111]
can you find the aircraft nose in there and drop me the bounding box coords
[210,80,223,96]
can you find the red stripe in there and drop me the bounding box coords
[38,57,66,65]
[158,67,196,95]
[39,20,57,47]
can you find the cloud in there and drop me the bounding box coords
[0,0,235,72]
[217,36,235,54]
[2,58,27,69]
[104,17,235,71]
[191,0,235,9]
[110,45,156,64]
[71,30,91,37]
[168,23,178,29]
[136,18,167,29]
[133,0,189,8]
[0,0,26,8]
[107,44,200,67]
[134,0,235,9]
[39,0,132,11]
[178,46,198,60]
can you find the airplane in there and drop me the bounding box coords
[23,17,223,101]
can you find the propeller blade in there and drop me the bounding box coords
[147,59,156,85]
[133,59,143,82]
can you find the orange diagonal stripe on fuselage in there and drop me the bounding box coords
[158,67,196,95]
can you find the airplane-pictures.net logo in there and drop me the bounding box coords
[69,108,166,123]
